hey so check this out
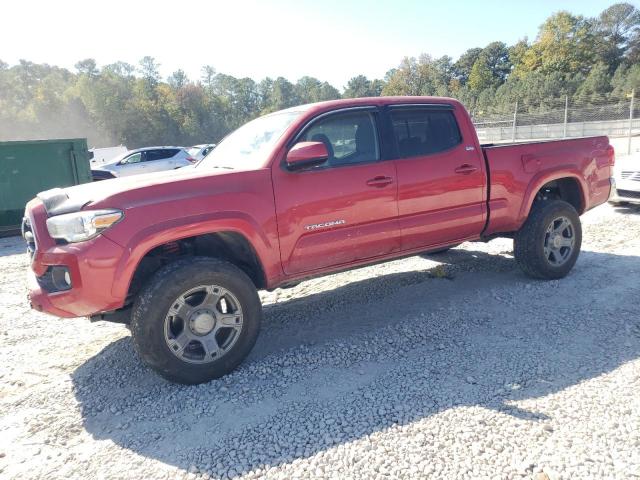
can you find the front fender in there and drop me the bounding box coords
[105,211,279,301]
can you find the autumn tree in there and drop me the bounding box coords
[516,12,597,77]
[343,75,384,98]
[453,48,483,85]
[596,2,640,70]
[2,2,640,148]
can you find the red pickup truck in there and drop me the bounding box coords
[24,97,614,384]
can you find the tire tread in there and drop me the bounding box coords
[130,257,261,384]
[513,200,582,280]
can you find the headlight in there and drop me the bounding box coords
[46,209,123,243]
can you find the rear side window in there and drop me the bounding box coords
[145,149,180,161]
[390,109,462,158]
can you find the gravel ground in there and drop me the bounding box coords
[1,203,639,480]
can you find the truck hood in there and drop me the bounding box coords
[37,167,235,216]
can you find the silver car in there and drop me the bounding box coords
[609,152,640,205]
[93,147,196,178]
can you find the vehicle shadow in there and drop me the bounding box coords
[612,203,640,215]
[0,235,25,257]
[71,248,640,478]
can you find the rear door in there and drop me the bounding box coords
[272,107,400,275]
[144,149,181,172]
[388,105,486,250]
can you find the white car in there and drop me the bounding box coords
[610,152,640,205]
[93,147,196,179]
[89,145,128,165]
[187,144,216,161]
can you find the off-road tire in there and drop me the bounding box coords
[130,257,262,384]
[514,200,582,280]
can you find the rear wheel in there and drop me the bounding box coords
[130,257,261,384]
[514,200,582,279]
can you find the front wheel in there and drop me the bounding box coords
[130,257,262,384]
[514,200,582,279]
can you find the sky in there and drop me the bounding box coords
[0,0,631,89]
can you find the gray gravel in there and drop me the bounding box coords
[1,203,639,480]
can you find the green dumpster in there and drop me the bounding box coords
[0,138,91,235]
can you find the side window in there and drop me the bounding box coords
[122,152,142,164]
[301,111,379,167]
[145,149,178,162]
[390,109,462,158]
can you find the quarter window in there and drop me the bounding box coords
[301,111,380,167]
[390,109,462,158]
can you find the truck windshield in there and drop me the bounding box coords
[197,111,302,170]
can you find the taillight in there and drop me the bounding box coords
[186,156,197,163]
[606,144,615,167]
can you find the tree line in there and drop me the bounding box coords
[0,2,639,148]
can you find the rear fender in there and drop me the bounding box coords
[518,170,588,225]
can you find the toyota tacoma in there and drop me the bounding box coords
[24,97,615,384]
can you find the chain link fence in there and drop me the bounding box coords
[472,91,639,155]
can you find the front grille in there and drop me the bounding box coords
[21,217,36,258]
[617,189,640,199]
[621,171,640,182]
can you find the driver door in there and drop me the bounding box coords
[116,152,146,176]
[272,108,401,275]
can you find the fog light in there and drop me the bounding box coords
[51,266,72,291]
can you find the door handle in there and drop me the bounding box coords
[366,176,394,188]
[454,164,478,175]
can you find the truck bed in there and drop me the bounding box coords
[481,136,614,236]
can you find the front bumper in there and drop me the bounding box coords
[609,177,640,205]
[91,169,117,181]
[25,201,128,318]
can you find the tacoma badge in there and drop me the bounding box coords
[304,220,346,231]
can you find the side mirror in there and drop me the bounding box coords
[286,141,329,170]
